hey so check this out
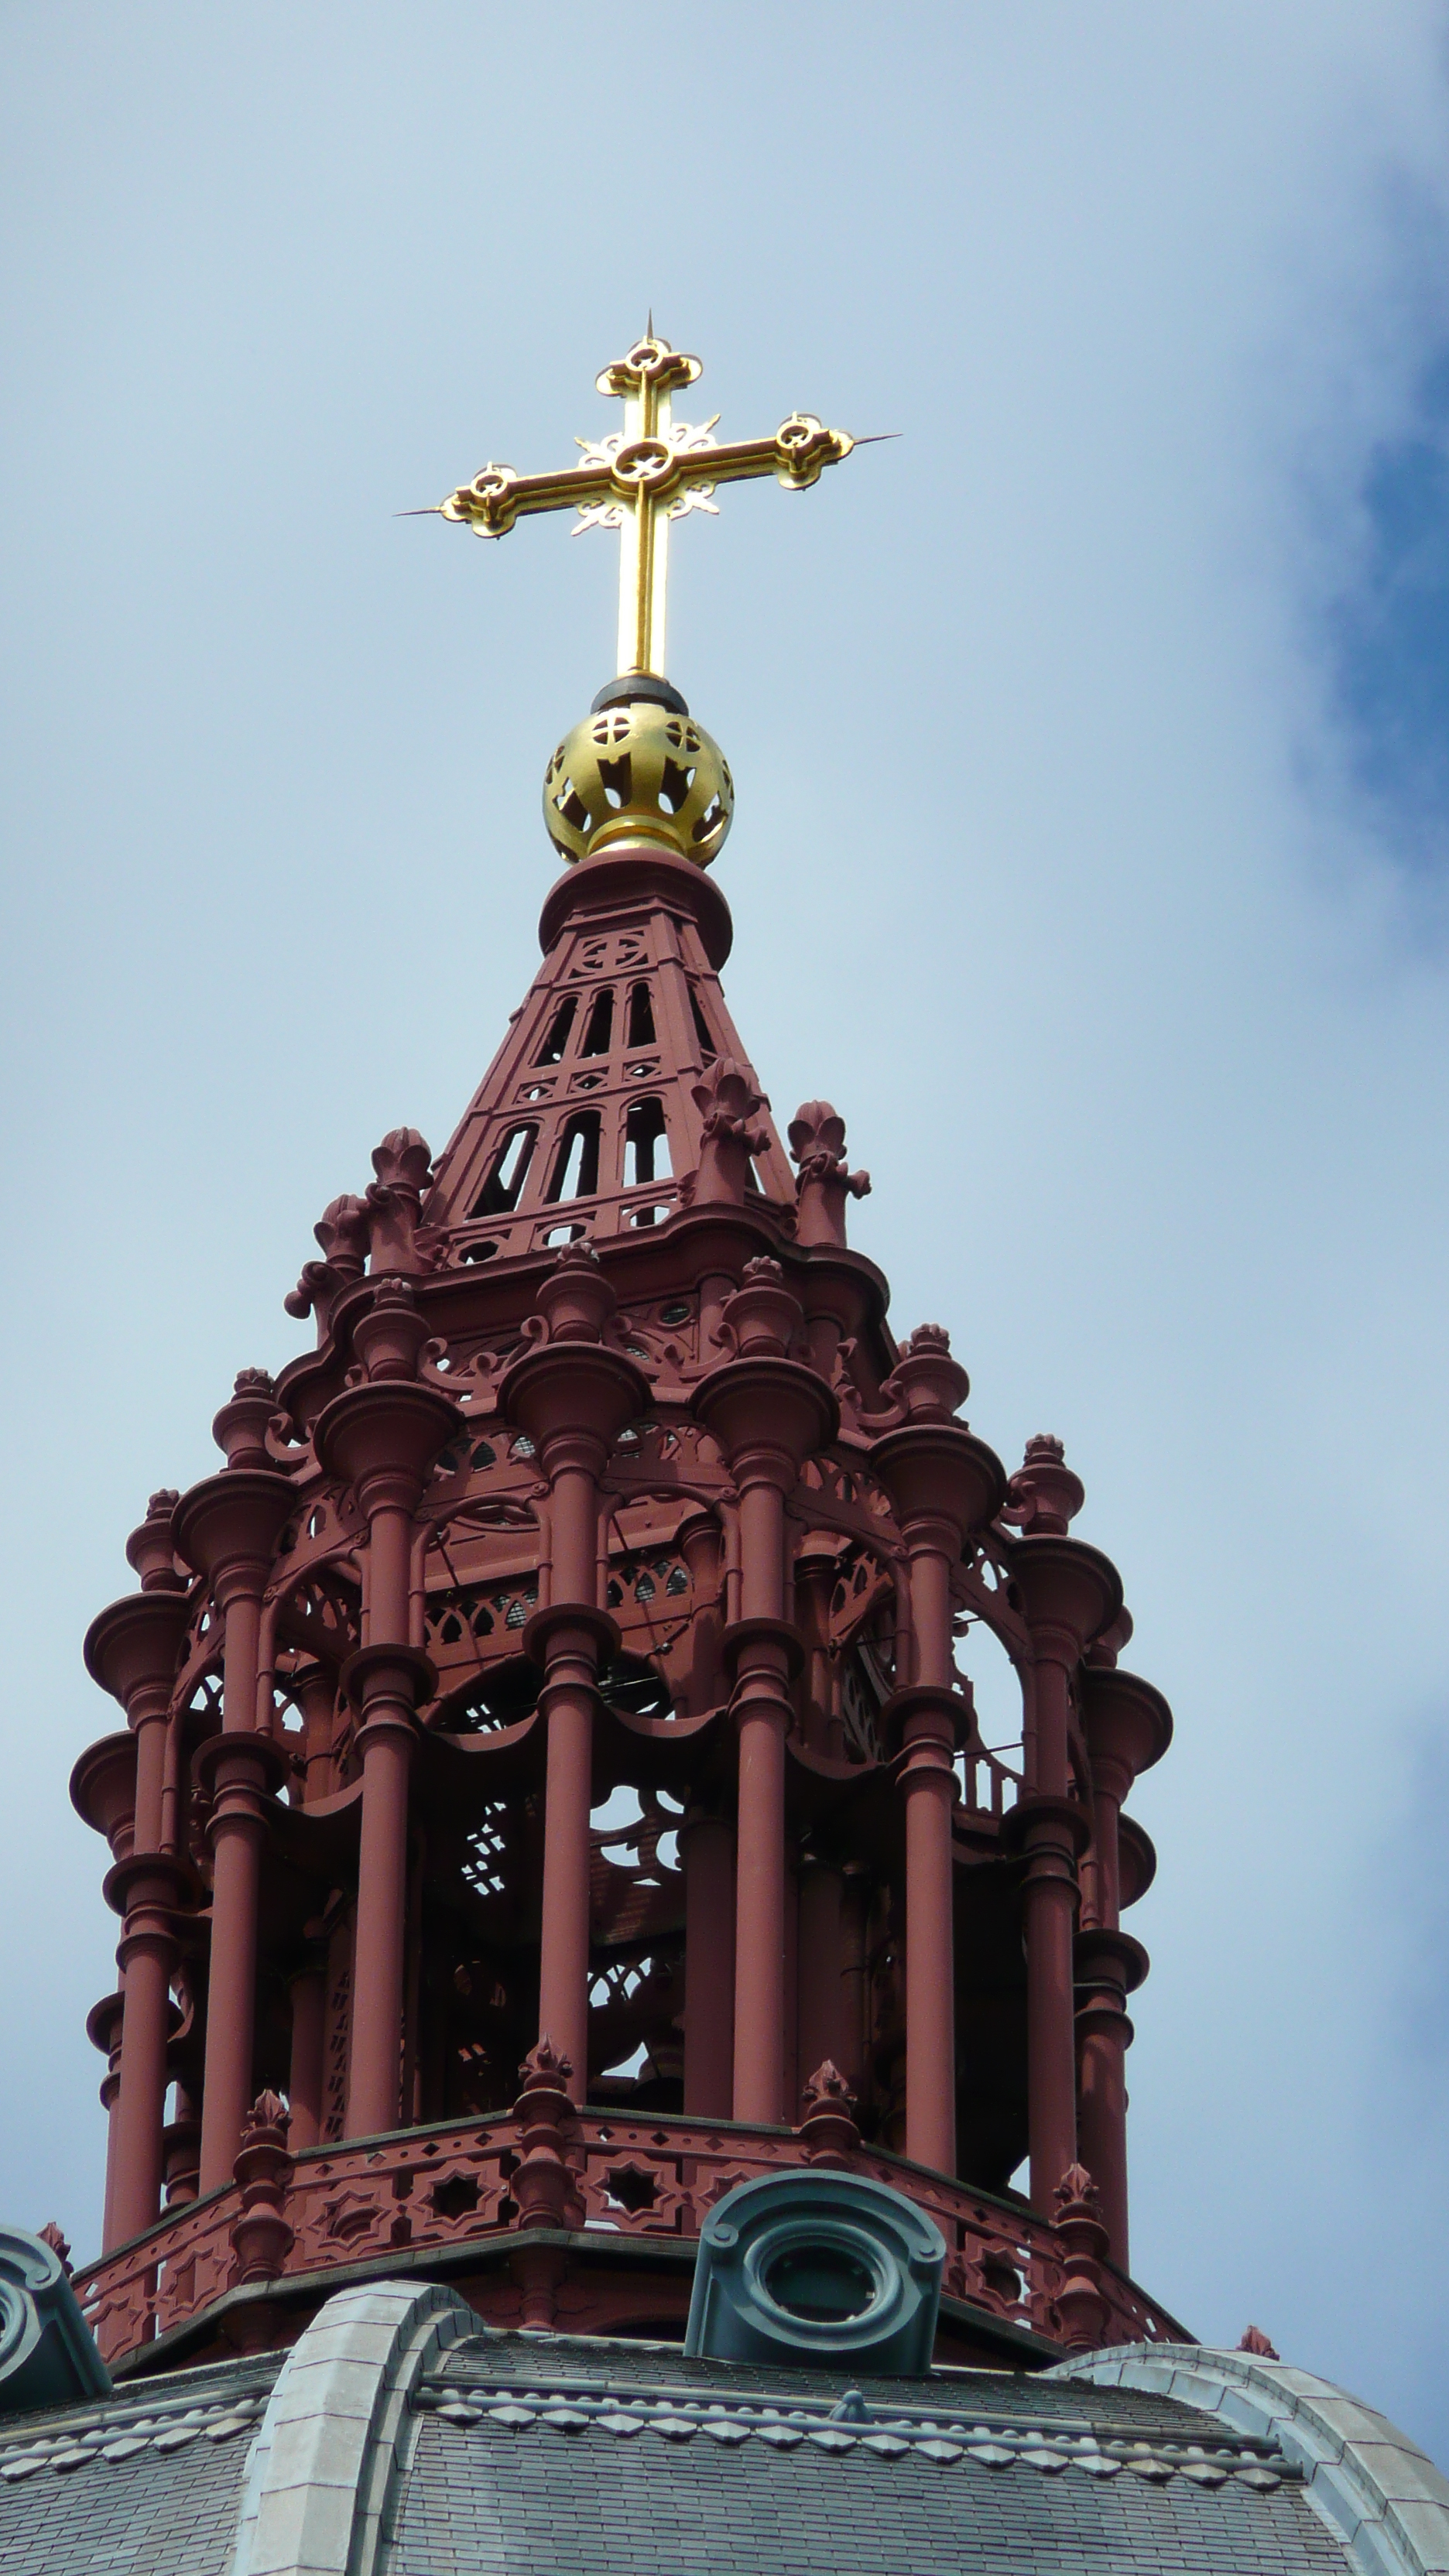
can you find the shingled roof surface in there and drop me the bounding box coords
[384,2331,1354,2576]
[0,2348,282,2576]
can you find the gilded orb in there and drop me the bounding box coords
[543,692,733,868]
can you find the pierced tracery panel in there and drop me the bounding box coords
[461,1802,511,1900]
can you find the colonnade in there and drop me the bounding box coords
[81,1258,1166,2284]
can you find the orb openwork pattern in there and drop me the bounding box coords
[543,699,734,867]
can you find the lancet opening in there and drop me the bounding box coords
[546,1110,602,1202]
[535,996,577,1065]
[470,1122,537,1217]
[581,988,615,1056]
[626,980,656,1046]
[623,1096,671,1190]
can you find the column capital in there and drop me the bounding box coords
[314,1379,460,1506]
[83,1591,190,1718]
[502,1340,649,1467]
[694,1355,838,1480]
[70,1732,139,1859]
[869,1419,1005,1543]
[174,1469,296,1595]
[1005,1533,1123,1662]
[1080,1666,1173,1795]
[86,1991,126,2061]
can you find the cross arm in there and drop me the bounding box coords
[437,414,854,540]
[683,415,855,495]
[437,459,615,540]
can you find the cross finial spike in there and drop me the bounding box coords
[432,337,858,682]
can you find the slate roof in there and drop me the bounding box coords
[6,2293,1444,2576]
[384,2329,1346,2576]
[0,2349,281,2576]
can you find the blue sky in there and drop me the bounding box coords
[2,0,1448,2462]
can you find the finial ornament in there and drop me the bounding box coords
[421,333,858,869]
[431,330,855,683]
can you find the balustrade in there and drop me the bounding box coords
[74,2103,1185,2370]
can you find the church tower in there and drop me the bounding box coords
[70,333,1179,2376]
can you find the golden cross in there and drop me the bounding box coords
[431,331,855,680]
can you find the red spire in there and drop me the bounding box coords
[423,839,793,1259]
[69,740,1184,2375]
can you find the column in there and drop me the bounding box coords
[1004,1451,1122,2218]
[796,1856,844,2089]
[731,1612,793,2125]
[793,1538,841,1756]
[286,1950,328,2153]
[82,1514,191,2247]
[71,1738,139,2253]
[677,1512,735,2116]
[534,1614,602,2102]
[345,1646,421,2138]
[317,1284,460,2142]
[1019,1636,1083,2215]
[1076,1665,1170,2270]
[163,2084,201,2204]
[501,1245,648,2107]
[693,1259,838,2129]
[88,1999,125,2251]
[838,1868,869,2098]
[898,1704,957,2169]
[870,1326,1005,2177]
[176,1375,302,2195]
[682,1808,735,2115]
[195,1566,279,2192]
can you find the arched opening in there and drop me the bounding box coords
[546,1111,601,1202]
[470,1124,537,1217]
[952,1604,1024,1817]
[581,988,615,1057]
[534,995,577,1064]
[623,1096,671,1191]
